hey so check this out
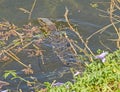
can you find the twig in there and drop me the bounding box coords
[64,7,95,58]
[17,40,34,53]
[110,0,120,48]
[86,21,119,41]
[4,50,28,68]
[28,0,37,20]
[99,39,112,51]
[12,29,24,45]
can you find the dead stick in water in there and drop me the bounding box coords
[4,50,28,68]
[64,7,95,58]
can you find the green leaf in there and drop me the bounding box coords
[3,70,17,79]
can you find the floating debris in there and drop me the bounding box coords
[0,80,9,89]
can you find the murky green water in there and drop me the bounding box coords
[0,0,117,91]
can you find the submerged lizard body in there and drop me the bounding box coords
[38,18,82,66]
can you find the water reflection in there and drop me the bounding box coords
[0,0,108,25]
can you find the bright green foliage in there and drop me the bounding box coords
[44,49,120,92]
[3,70,17,79]
[3,70,33,83]
[90,3,98,8]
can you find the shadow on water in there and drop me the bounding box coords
[0,0,117,91]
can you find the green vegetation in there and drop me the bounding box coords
[3,70,35,86]
[40,49,120,92]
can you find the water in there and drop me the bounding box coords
[0,0,117,91]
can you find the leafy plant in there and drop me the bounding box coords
[3,70,17,79]
[41,49,120,92]
[3,70,35,86]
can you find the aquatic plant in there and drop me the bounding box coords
[3,70,36,88]
[0,21,45,73]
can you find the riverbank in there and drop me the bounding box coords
[39,49,120,92]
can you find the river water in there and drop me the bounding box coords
[0,0,117,91]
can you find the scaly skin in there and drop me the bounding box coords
[37,18,83,68]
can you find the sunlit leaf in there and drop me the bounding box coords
[90,3,98,8]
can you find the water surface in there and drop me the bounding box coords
[0,0,117,91]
